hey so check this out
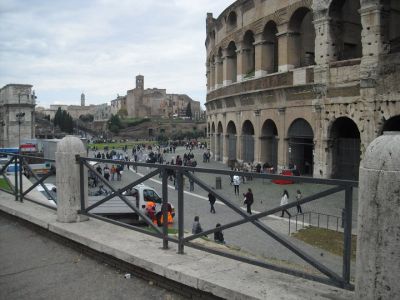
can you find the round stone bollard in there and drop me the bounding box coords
[355,132,400,300]
[56,136,88,223]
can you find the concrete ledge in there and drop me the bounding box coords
[0,194,354,300]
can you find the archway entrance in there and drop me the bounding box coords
[260,120,278,169]
[216,122,223,161]
[288,118,314,175]
[330,117,360,180]
[241,120,255,162]
[210,122,216,158]
[226,121,237,163]
[382,115,400,132]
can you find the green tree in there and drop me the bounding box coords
[107,114,122,134]
[186,102,192,119]
[79,114,94,122]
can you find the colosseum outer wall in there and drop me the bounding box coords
[205,0,400,180]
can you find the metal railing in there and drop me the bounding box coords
[288,211,344,235]
[0,151,358,290]
[75,156,357,290]
[0,152,56,210]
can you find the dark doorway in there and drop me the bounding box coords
[288,118,314,175]
[330,117,360,180]
[242,120,255,162]
[226,121,237,161]
[260,120,278,170]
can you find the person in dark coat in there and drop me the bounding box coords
[214,223,225,244]
[243,188,254,215]
[208,192,216,214]
[192,216,203,234]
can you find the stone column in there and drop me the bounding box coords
[254,33,268,78]
[253,109,261,163]
[236,42,245,82]
[214,56,223,89]
[277,23,297,72]
[223,134,229,164]
[360,3,388,88]
[56,136,88,223]
[222,48,232,86]
[210,63,215,91]
[277,107,287,172]
[210,133,215,159]
[206,63,211,92]
[355,132,400,300]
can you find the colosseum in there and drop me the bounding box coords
[205,0,400,180]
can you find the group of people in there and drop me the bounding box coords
[192,216,225,244]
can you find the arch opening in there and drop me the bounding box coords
[289,8,316,68]
[216,122,224,161]
[242,120,255,162]
[243,30,256,77]
[262,21,279,73]
[288,118,314,175]
[226,41,237,83]
[260,120,278,171]
[226,121,237,161]
[329,0,362,61]
[330,117,360,180]
[388,0,400,53]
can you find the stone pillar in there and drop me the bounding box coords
[222,48,232,86]
[254,33,268,78]
[277,25,296,72]
[222,134,229,164]
[206,63,211,92]
[214,56,223,89]
[360,3,388,88]
[277,107,287,172]
[210,133,215,159]
[210,63,215,91]
[236,42,245,82]
[355,132,400,300]
[253,110,261,163]
[56,136,88,223]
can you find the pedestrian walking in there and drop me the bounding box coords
[296,190,303,214]
[111,165,116,181]
[243,188,254,215]
[280,190,292,218]
[214,223,225,244]
[208,192,216,214]
[192,216,203,234]
[103,165,110,181]
[233,173,240,195]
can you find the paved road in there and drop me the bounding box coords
[0,213,187,300]
[86,146,357,278]
[35,146,356,278]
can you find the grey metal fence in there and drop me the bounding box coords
[0,152,358,290]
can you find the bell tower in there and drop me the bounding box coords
[136,75,144,90]
[81,92,85,106]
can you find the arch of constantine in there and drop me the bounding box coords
[205,0,400,180]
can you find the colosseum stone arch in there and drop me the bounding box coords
[205,0,400,180]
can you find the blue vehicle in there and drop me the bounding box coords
[0,148,19,156]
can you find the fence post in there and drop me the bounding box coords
[177,171,184,254]
[14,156,18,202]
[19,156,23,202]
[55,136,88,223]
[355,132,400,299]
[162,168,169,250]
[342,186,353,284]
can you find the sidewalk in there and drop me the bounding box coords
[0,191,353,300]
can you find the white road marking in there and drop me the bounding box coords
[129,168,301,226]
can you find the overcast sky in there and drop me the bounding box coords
[0,0,233,108]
